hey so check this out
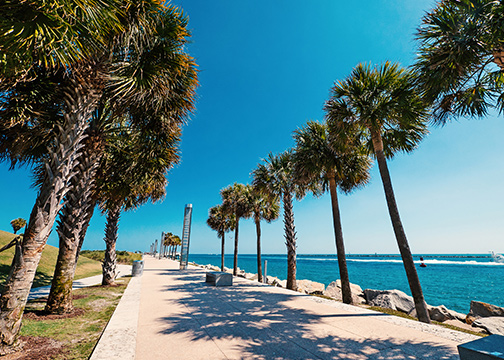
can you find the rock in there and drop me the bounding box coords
[323,280,366,304]
[472,317,504,335]
[244,272,258,280]
[267,276,285,287]
[364,289,416,315]
[296,280,325,295]
[428,305,466,323]
[469,301,504,318]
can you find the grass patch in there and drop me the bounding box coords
[432,320,487,337]
[80,250,142,265]
[0,230,102,289]
[19,277,131,359]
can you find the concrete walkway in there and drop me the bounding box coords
[118,256,477,360]
[28,264,132,300]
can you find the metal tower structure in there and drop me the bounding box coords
[179,204,193,270]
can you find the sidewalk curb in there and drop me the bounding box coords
[89,274,142,360]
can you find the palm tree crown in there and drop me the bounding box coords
[414,0,504,124]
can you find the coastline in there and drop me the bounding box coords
[188,254,504,337]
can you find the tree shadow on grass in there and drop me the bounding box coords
[153,270,461,360]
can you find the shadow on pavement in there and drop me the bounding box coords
[155,270,459,360]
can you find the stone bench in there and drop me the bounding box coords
[205,271,232,286]
[458,334,504,359]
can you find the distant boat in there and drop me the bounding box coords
[491,251,504,263]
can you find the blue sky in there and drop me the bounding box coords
[1,0,503,255]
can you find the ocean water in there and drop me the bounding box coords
[188,253,504,314]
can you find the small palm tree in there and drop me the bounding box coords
[221,183,252,276]
[207,205,236,271]
[248,188,280,282]
[9,218,26,235]
[414,0,504,124]
[324,62,431,323]
[293,120,371,304]
[252,150,320,290]
[172,235,181,259]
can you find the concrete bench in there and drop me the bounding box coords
[205,271,232,286]
[458,334,504,359]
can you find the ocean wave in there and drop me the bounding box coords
[346,258,504,266]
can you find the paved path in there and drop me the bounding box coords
[28,264,132,300]
[128,256,476,360]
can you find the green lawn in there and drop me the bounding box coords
[0,230,102,289]
[80,250,142,264]
[21,277,130,359]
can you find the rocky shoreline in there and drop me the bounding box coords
[194,262,504,336]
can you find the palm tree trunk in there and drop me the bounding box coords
[45,144,101,314]
[328,176,352,304]
[370,129,430,324]
[74,203,96,270]
[283,192,297,291]
[233,216,239,276]
[0,65,102,350]
[220,232,225,271]
[255,216,263,283]
[102,205,120,286]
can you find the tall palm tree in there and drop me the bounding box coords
[9,219,26,235]
[252,150,320,290]
[0,0,126,350]
[414,0,504,124]
[221,183,252,276]
[248,188,280,282]
[293,120,371,304]
[42,5,197,314]
[324,62,431,323]
[207,205,236,271]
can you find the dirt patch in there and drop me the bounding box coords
[2,336,67,360]
[24,308,85,320]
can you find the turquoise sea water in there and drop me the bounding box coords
[188,253,504,314]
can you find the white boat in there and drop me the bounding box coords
[491,251,504,263]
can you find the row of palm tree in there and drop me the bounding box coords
[207,184,280,282]
[163,232,182,259]
[0,0,198,352]
[207,0,504,324]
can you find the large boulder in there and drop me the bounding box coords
[472,317,504,335]
[469,301,504,318]
[428,305,466,323]
[296,280,325,295]
[324,280,366,304]
[364,289,415,315]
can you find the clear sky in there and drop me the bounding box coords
[1,0,503,255]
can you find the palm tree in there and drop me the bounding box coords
[414,0,504,124]
[248,188,280,282]
[324,62,431,323]
[42,6,198,314]
[171,235,182,259]
[0,0,126,350]
[9,219,26,235]
[97,125,181,286]
[207,205,236,271]
[252,150,320,290]
[221,183,252,276]
[293,120,371,304]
